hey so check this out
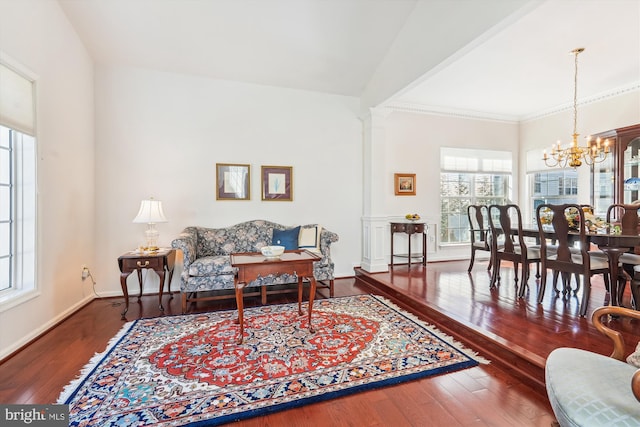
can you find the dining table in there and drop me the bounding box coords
[518,225,640,308]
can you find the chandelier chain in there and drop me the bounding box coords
[573,49,579,137]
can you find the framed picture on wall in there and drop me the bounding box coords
[261,166,293,201]
[216,163,250,200]
[394,173,416,196]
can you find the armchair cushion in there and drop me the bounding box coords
[546,348,640,426]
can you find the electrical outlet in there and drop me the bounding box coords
[82,266,90,280]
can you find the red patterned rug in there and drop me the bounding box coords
[58,294,485,426]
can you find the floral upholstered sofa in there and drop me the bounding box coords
[171,219,339,312]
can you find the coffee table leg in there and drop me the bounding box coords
[235,279,245,344]
[308,277,316,333]
[298,277,304,316]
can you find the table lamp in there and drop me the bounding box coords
[132,197,167,251]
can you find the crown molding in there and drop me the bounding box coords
[381,102,519,123]
[382,82,640,124]
[521,82,640,122]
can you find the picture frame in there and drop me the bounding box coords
[261,166,293,201]
[394,173,416,196]
[216,163,250,200]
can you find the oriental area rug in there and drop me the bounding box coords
[58,294,485,426]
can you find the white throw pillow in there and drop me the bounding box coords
[299,226,322,254]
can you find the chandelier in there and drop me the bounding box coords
[543,48,611,168]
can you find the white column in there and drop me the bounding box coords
[361,108,391,272]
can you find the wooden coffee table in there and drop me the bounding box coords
[231,250,321,344]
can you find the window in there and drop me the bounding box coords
[0,60,37,309]
[440,148,512,244]
[0,126,12,292]
[529,169,579,221]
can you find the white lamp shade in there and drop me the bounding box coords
[133,199,167,224]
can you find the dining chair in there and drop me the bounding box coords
[606,203,640,308]
[467,205,492,273]
[488,204,540,296]
[535,203,610,316]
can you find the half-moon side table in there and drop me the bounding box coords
[390,221,427,268]
[118,248,176,319]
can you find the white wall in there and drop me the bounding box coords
[0,0,95,359]
[380,110,519,261]
[94,65,363,296]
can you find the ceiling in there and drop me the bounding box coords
[58,0,640,122]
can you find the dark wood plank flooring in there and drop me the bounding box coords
[3,259,637,426]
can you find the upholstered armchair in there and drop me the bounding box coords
[546,305,640,426]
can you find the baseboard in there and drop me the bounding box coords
[0,294,95,363]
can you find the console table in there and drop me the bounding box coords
[390,221,427,268]
[117,248,176,319]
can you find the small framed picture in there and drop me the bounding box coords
[216,163,250,200]
[394,173,416,196]
[262,166,293,201]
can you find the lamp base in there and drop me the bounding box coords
[144,224,160,251]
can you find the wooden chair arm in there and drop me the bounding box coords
[592,306,640,402]
[592,306,640,361]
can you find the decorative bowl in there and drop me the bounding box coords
[260,245,285,257]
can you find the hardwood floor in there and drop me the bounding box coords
[3,259,637,426]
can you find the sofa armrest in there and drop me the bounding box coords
[171,228,198,270]
[319,228,339,259]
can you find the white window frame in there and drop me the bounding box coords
[440,148,513,245]
[0,57,38,311]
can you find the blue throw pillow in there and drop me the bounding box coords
[272,226,300,250]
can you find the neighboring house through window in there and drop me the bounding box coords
[529,169,579,221]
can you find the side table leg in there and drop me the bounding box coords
[166,266,175,300]
[235,279,245,344]
[423,231,427,266]
[390,230,394,268]
[157,269,166,311]
[136,268,144,300]
[120,273,130,320]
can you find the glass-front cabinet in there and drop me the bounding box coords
[591,124,640,208]
[622,130,640,204]
[591,149,615,215]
